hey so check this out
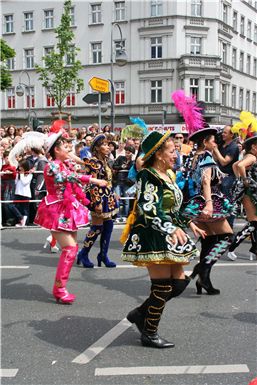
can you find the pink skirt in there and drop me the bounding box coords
[34,198,89,232]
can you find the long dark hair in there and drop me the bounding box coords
[49,138,64,160]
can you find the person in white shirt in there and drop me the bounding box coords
[12,159,33,227]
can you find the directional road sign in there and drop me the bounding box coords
[89,77,110,93]
[82,92,111,104]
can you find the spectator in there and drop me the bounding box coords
[1,150,17,226]
[174,133,192,156]
[103,125,111,134]
[5,125,17,142]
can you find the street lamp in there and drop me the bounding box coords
[110,23,128,131]
[15,70,31,128]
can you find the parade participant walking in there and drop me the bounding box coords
[77,134,119,268]
[227,133,257,261]
[34,132,107,303]
[122,131,205,348]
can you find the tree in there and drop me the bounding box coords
[35,0,83,116]
[0,39,15,91]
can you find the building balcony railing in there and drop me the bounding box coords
[179,55,220,68]
[189,17,205,26]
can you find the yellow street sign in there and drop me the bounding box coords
[89,77,109,93]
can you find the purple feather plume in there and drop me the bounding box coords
[171,89,205,135]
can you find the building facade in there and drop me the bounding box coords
[1,0,257,128]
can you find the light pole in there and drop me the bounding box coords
[110,23,128,131]
[16,70,31,128]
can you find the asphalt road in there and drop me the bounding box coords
[1,222,257,385]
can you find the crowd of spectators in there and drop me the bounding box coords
[0,122,244,227]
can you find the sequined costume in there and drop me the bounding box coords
[34,159,90,231]
[182,151,234,222]
[122,168,199,265]
[83,157,118,218]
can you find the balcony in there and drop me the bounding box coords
[179,55,220,69]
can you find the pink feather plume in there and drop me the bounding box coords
[171,90,205,135]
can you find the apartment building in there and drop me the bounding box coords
[1,0,257,128]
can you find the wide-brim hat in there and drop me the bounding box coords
[189,127,218,142]
[90,133,106,152]
[45,131,63,153]
[142,130,172,161]
[243,132,257,148]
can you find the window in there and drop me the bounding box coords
[254,58,257,77]
[240,16,245,35]
[190,37,201,55]
[24,49,34,69]
[239,88,243,109]
[26,86,35,108]
[151,80,162,103]
[4,14,14,33]
[232,48,237,68]
[223,3,228,24]
[150,0,162,17]
[6,58,15,70]
[239,51,244,72]
[115,81,125,104]
[246,55,251,74]
[24,12,34,31]
[91,42,102,64]
[247,20,252,39]
[46,89,55,107]
[221,83,227,106]
[221,42,228,64]
[114,39,125,57]
[191,0,202,17]
[91,4,102,24]
[232,11,237,31]
[190,78,199,98]
[253,92,256,113]
[66,88,76,106]
[246,90,250,110]
[7,87,15,109]
[44,9,54,29]
[70,6,75,26]
[115,1,125,21]
[66,45,75,65]
[231,86,236,108]
[204,79,214,102]
[44,46,54,57]
[254,25,257,43]
[151,37,162,58]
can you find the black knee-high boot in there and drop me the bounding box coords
[228,223,253,252]
[166,276,191,301]
[249,221,257,258]
[190,235,218,280]
[141,279,175,348]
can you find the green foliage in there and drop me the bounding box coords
[0,39,15,91]
[35,0,83,113]
[121,125,146,142]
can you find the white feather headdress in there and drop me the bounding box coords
[8,131,46,167]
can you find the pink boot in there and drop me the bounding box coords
[52,245,78,304]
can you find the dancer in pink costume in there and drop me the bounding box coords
[34,132,107,304]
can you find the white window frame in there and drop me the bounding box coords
[4,14,14,33]
[240,15,245,35]
[114,1,125,21]
[221,42,228,64]
[239,88,244,110]
[24,48,34,69]
[66,45,75,66]
[45,88,55,108]
[44,9,54,29]
[222,3,228,24]
[191,0,202,17]
[205,79,214,102]
[6,87,16,109]
[246,55,251,74]
[114,39,125,57]
[91,42,102,64]
[91,3,102,24]
[232,11,237,31]
[190,37,201,55]
[69,6,75,26]
[239,51,244,72]
[190,78,199,98]
[115,81,125,105]
[252,92,256,114]
[6,57,15,70]
[254,58,257,77]
[151,80,162,103]
[151,37,162,59]
[221,83,227,106]
[246,90,250,110]
[24,12,34,31]
[247,20,252,39]
[232,48,237,69]
[150,0,162,17]
[253,25,257,43]
[231,86,236,108]
[25,86,35,108]
[66,87,76,107]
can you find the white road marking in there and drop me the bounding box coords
[0,369,19,377]
[95,364,249,376]
[0,266,30,269]
[72,318,131,365]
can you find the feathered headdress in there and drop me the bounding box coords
[121,117,149,142]
[8,132,46,167]
[171,90,205,135]
[231,111,257,140]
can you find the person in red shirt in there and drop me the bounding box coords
[1,150,17,225]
